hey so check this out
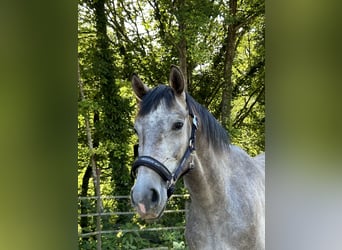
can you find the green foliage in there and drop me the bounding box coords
[79,220,187,250]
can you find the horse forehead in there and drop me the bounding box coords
[138,106,168,126]
[137,101,186,128]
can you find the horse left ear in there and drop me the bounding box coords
[169,65,185,96]
[132,73,150,101]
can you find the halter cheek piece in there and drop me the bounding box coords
[131,101,198,199]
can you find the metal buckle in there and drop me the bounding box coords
[192,115,198,129]
[189,138,194,149]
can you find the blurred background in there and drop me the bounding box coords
[0,0,341,249]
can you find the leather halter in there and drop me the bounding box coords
[131,99,198,198]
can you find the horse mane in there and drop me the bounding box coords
[185,93,230,151]
[138,85,230,152]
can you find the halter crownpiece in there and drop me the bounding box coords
[131,99,198,198]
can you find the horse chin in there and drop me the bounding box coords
[137,204,166,222]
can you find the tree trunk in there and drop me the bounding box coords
[80,165,92,236]
[179,38,188,91]
[221,0,238,130]
[78,63,102,249]
[177,0,188,91]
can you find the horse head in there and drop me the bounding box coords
[130,66,195,220]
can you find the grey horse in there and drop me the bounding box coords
[130,66,265,250]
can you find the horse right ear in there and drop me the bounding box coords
[132,74,150,101]
[169,65,185,96]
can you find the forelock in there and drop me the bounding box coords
[138,85,176,116]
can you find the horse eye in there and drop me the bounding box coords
[173,122,184,130]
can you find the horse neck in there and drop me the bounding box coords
[183,135,231,209]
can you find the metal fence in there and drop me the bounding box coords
[78,194,189,249]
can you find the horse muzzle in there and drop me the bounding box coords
[130,167,168,220]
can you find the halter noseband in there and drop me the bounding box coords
[131,100,198,198]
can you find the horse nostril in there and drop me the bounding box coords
[151,188,159,203]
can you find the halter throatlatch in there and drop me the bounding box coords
[131,100,198,198]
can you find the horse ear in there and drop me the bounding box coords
[132,74,150,101]
[169,65,185,96]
